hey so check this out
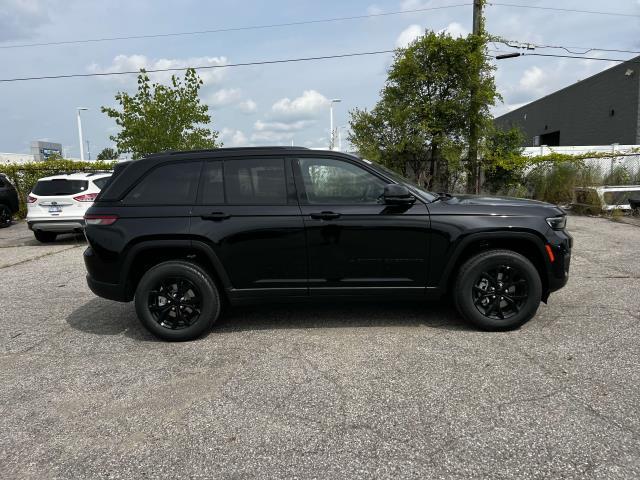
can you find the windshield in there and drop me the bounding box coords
[365,160,437,201]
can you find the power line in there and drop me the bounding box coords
[495,39,640,56]
[489,2,640,18]
[0,3,471,50]
[0,50,395,83]
[494,52,640,63]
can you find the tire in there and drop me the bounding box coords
[453,249,542,331]
[0,204,12,228]
[34,230,58,243]
[134,260,221,341]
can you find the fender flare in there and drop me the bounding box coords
[119,238,232,298]
[436,230,549,290]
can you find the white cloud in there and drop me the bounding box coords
[238,99,257,113]
[438,22,468,38]
[518,66,546,93]
[207,88,242,107]
[400,0,429,10]
[366,4,384,15]
[0,0,68,41]
[87,54,228,85]
[271,90,330,120]
[254,119,314,132]
[220,128,248,147]
[251,119,316,144]
[395,24,422,48]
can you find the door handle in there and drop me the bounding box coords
[310,211,341,220]
[201,212,231,221]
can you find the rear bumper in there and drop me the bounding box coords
[86,275,129,302]
[28,219,85,232]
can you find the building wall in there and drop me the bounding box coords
[495,58,640,147]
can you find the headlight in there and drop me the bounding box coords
[546,215,567,230]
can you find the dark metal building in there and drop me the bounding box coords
[494,56,640,147]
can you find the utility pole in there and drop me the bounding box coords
[467,0,483,194]
[76,107,88,161]
[86,140,91,160]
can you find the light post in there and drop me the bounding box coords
[329,99,341,150]
[76,107,88,161]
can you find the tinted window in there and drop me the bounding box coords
[297,158,386,204]
[92,177,111,190]
[33,179,89,196]
[200,161,224,204]
[125,162,201,205]
[224,158,286,204]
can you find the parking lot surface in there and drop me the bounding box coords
[1,216,639,479]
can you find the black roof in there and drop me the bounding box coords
[147,146,311,157]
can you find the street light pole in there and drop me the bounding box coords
[77,107,88,161]
[329,99,341,150]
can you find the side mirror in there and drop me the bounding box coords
[383,184,415,205]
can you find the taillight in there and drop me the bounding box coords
[74,193,98,202]
[84,214,118,226]
[27,195,37,203]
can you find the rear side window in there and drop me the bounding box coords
[33,179,88,196]
[200,161,224,204]
[224,158,286,204]
[92,177,111,190]
[125,162,201,205]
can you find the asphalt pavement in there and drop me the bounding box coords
[0,216,638,479]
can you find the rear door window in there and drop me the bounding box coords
[92,177,111,190]
[200,161,224,204]
[125,161,202,205]
[223,158,286,204]
[33,179,89,196]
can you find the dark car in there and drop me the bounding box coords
[0,173,19,228]
[83,147,572,341]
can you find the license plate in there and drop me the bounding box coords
[48,206,62,213]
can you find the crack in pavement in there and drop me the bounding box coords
[0,245,83,270]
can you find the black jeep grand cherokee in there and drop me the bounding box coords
[84,147,571,341]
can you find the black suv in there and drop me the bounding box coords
[84,147,571,341]
[0,173,19,228]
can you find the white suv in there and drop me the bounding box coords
[27,172,112,242]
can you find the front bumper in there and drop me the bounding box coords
[28,219,85,232]
[545,229,572,296]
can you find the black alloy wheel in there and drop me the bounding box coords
[0,204,11,228]
[135,260,220,341]
[148,277,203,330]
[454,249,542,331]
[472,265,529,321]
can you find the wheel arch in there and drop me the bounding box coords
[120,238,231,301]
[439,231,550,300]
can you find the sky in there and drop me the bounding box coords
[0,0,639,158]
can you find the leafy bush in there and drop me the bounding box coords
[0,158,117,218]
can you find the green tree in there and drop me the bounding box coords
[96,147,118,160]
[348,30,498,192]
[102,68,220,159]
[482,127,525,193]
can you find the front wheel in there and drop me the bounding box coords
[134,260,221,341]
[454,249,542,331]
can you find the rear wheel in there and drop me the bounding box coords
[134,260,221,341]
[454,249,542,331]
[0,204,11,228]
[34,230,57,243]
